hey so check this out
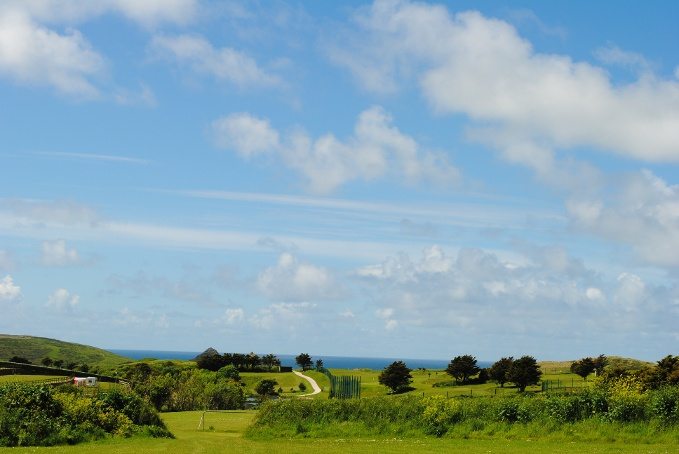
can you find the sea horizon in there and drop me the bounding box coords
[108,349,492,370]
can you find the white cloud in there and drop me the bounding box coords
[355,245,661,339]
[257,253,343,302]
[41,239,80,266]
[47,287,79,311]
[0,1,197,97]
[212,106,460,193]
[0,11,105,98]
[150,34,280,88]
[222,308,245,325]
[249,302,315,330]
[594,44,652,74]
[211,114,280,157]
[567,170,679,267]
[0,0,198,27]
[332,1,679,164]
[0,275,21,302]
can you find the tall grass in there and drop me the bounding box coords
[247,386,679,442]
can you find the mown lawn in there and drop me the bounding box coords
[0,410,676,453]
[239,370,330,399]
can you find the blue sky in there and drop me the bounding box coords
[1,0,679,362]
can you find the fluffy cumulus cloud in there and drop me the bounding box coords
[0,275,21,302]
[257,253,343,302]
[0,11,105,98]
[567,170,679,267]
[41,239,80,266]
[0,0,197,97]
[212,106,459,193]
[355,245,675,343]
[46,287,79,312]
[211,114,280,157]
[150,34,280,88]
[331,0,679,169]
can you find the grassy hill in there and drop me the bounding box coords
[0,334,131,371]
[539,356,653,374]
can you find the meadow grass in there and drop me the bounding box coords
[1,410,676,453]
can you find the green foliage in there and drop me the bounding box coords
[8,356,30,364]
[446,355,480,384]
[299,382,307,392]
[507,356,542,392]
[0,383,170,447]
[570,357,595,380]
[255,379,279,396]
[421,395,462,436]
[295,353,313,371]
[217,364,240,381]
[378,361,413,394]
[650,386,679,424]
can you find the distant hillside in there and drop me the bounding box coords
[539,356,654,374]
[0,334,131,371]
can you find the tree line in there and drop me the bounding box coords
[194,348,281,372]
[379,355,544,394]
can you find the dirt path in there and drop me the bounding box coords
[292,370,321,396]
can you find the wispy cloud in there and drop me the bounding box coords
[163,188,563,229]
[31,151,149,165]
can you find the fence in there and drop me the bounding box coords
[541,378,588,393]
[320,368,361,399]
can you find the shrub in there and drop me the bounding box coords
[650,386,679,424]
[421,395,462,436]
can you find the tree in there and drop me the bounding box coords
[195,348,227,371]
[53,359,64,368]
[378,360,413,393]
[507,356,542,392]
[261,354,279,370]
[446,355,480,384]
[9,356,30,364]
[255,379,279,396]
[315,359,324,371]
[217,365,240,382]
[299,382,307,392]
[295,353,313,371]
[489,357,513,387]
[570,357,595,380]
[245,352,261,370]
[41,357,53,367]
[593,354,608,376]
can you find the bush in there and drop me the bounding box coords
[0,383,171,447]
[650,386,679,424]
[421,395,462,436]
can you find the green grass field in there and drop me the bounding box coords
[0,410,676,453]
[330,367,593,397]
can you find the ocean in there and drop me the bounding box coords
[109,349,492,370]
